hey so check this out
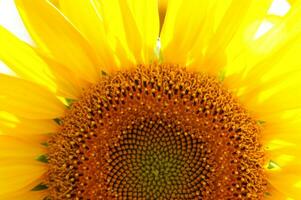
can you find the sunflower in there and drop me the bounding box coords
[0,0,301,199]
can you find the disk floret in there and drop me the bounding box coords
[48,64,266,199]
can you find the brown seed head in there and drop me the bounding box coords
[47,64,266,200]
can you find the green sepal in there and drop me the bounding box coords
[218,70,226,82]
[53,118,63,125]
[257,120,266,125]
[267,160,279,170]
[31,183,48,191]
[36,154,48,163]
[65,98,76,107]
[101,70,108,76]
[41,142,49,147]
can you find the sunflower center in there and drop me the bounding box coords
[106,116,213,199]
[47,64,266,199]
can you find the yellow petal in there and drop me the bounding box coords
[96,0,159,66]
[0,26,55,92]
[58,0,119,72]
[266,182,288,200]
[0,26,86,99]
[15,0,100,82]
[225,1,301,92]
[93,0,133,68]
[160,0,212,65]
[0,74,65,119]
[160,0,260,75]
[40,55,89,99]
[0,191,45,200]
[0,111,57,136]
[268,170,301,199]
[0,135,45,158]
[223,0,274,75]
[233,45,301,118]
[0,190,45,200]
[0,136,46,197]
[199,0,254,74]
[119,0,143,62]
[49,0,59,7]
[123,0,160,62]
[223,3,301,122]
[263,115,301,143]
[264,125,301,198]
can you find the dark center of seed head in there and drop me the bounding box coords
[106,118,212,199]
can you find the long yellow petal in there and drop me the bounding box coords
[93,0,133,68]
[39,55,89,99]
[268,170,301,199]
[95,0,159,66]
[223,0,274,75]
[0,136,46,197]
[160,0,212,65]
[199,0,253,74]
[57,0,119,72]
[266,183,288,200]
[223,4,301,129]
[122,0,160,62]
[0,135,45,157]
[225,1,301,91]
[0,74,65,119]
[15,0,100,82]
[0,26,85,99]
[229,36,301,118]
[0,26,55,92]
[263,115,301,143]
[0,111,57,136]
[0,190,45,200]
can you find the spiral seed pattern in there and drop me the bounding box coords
[106,117,213,199]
